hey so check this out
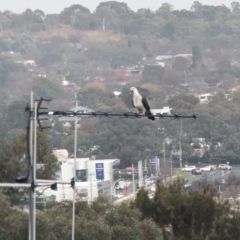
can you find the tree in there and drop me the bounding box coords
[32,77,64,99]
[96,1,132,14]
[192,45,202,67]
[36,130,59,179]
[142,65,165,82]
[0,56,21,86]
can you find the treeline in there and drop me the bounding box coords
[1,180,240,240]
[0,1,240,43]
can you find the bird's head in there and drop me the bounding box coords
[129,87,138,93]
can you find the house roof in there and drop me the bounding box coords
[198,93,214,97]
[70,106,92,112]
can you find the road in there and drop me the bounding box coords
[189,167,240,184]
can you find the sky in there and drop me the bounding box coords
[0,0,232,14]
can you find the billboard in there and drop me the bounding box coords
[95,163,104,180]
[149,156,157,176]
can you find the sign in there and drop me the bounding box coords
[149,156,157,176]
[113,159,120,166]
[96,163,104,180]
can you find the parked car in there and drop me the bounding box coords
[192,168,202,175]
[182,165,196,172]
[209,165,217,170]
[218,164,232,170]
[200,166,213,172]
[145,177,155,186]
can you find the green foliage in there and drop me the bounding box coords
[0,56,21,86]
[36,130,59,179]
[97,1,132,14]
[77,88,116,109]
[0,132,26,182]
[142,65,165,82]
[192,45,202,67]
[168,94,199,110]
[32,77,64,99]
[0,195,164,240]
[135,182,238,239]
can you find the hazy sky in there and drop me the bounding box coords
[0,0,232,14]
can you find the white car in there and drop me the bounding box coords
[200,166,214,172]
[209,165,217,170]
[218,164,232,170]
[182,166,196,172]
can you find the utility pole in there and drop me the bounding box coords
[28,91,33,240]
[32,101,38,240]
[103,18,105,31]
[72,89,78,240]
[179,120,183,169]
[170,152,173,184]
[132,164,135,198]
[163,141,165,173]
[110,166,113,202]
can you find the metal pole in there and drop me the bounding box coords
[110,166,113,202]
[0,183,31,188]
[29,91,33,240]
[179,120,182,169]
[163,141,165,173]
[90,173,93,202]
[72,92,78,240]
[170,153,173,184]
[32,101,37,240]
[132,164,135,197]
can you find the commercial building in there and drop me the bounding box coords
[41,158,120,203]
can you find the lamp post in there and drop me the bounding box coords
[89,173,95,202]
[72,89,78,240]
[179,120,183,169]
[132,164,135,198]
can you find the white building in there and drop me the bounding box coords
[151,107,172,116]
[42,158,120,203]
[198,93,214,104]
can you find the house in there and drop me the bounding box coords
[229,85,240,93]
[198,93,214,104]
[58,116,81,128]
[53,149,69,163]
[70,106,92,113]
[16,60,37,66]
[61,80,75,87]
[113,91,122,97]
[151,107,172,116]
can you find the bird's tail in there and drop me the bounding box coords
[145,110,155,121]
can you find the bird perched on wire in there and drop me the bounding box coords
[129,87,155,121]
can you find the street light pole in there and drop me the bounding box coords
[170,152,173,184]
[163,141,165,173]
[179,120,183,169]
[132,164,135,198]
[72,90,78,240]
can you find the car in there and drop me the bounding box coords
[182,165,196,172]
[145,177,155,186]
[192,168,202,175]
[218,164,232,170]
[200,166,213,172]
[184,182,192,188]
[209,165,217,170]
